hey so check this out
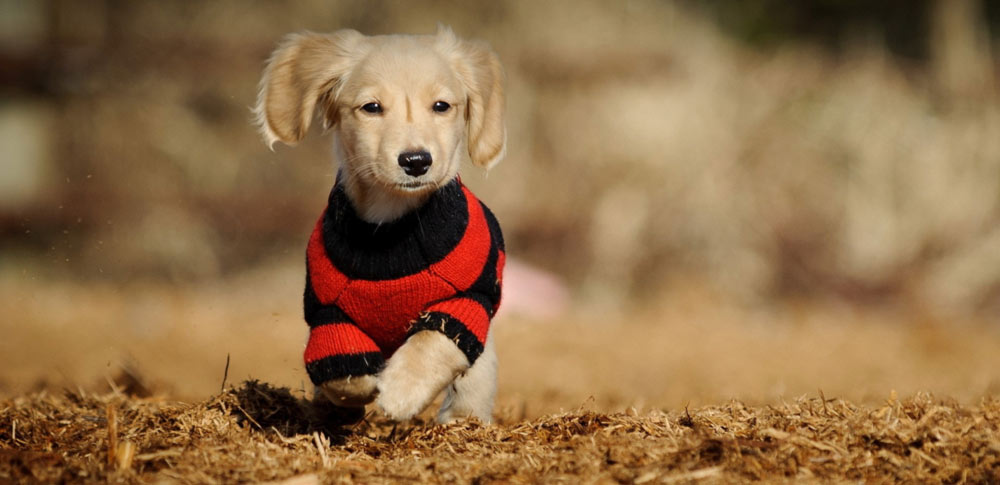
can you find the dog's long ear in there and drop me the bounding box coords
[437,27,506,169]
[254,30,367,148]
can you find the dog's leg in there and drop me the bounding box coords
[376,330,469,421]
[438,332,496,424]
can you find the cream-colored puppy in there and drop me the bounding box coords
[254,27,505,423]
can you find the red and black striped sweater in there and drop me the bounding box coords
[303,178,505,386]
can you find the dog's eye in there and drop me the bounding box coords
[432,101,451,113]
[360,102,382,114]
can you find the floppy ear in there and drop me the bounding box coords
[437,28,506,169]
[254,30,367,148]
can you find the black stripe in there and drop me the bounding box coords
[464,203,504,315]
[321,177,469,281]
[481,202,505,252]
[407,312,484,364]
[305,352,385,385]
[465,244,500,316]
[303,269,351,326]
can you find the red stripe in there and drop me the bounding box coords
[307,213,349,304]
[429,186,491,291]
[426,298,489,343]
[338,270,455,351]
[304,323,380,364]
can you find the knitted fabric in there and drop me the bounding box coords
[302,178,505,386]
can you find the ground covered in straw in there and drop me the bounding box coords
[1,381,998,484]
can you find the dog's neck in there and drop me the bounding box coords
[337,168,433,223]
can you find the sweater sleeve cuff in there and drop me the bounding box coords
[304,323,385,384]
[408,297,490,364]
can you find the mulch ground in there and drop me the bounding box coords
[1,381,998,484]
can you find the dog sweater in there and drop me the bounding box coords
[302,178,505,386]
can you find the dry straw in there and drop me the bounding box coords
[0,380,997,483]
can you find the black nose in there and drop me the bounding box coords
[397,151,432,177]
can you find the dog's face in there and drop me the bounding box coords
[335,40,467,194]
[255,28,505,221]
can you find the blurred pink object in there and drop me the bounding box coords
[497,257,569,320]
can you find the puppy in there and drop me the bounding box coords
[254,27,505,423]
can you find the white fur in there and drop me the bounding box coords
[375,330,470,421]
[438,333,497,423]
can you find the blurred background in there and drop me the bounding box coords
[2,0,1000,412]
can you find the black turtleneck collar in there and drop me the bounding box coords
[321,178,470,281]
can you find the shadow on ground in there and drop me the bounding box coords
[231,380,367,444]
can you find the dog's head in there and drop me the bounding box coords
[255,27,505,217]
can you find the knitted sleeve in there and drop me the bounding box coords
[302,277,386,385]
[409,202,505,365]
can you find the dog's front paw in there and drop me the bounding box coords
[376,331,469,421]
[375,379,427,422]
[317,374,378,408]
